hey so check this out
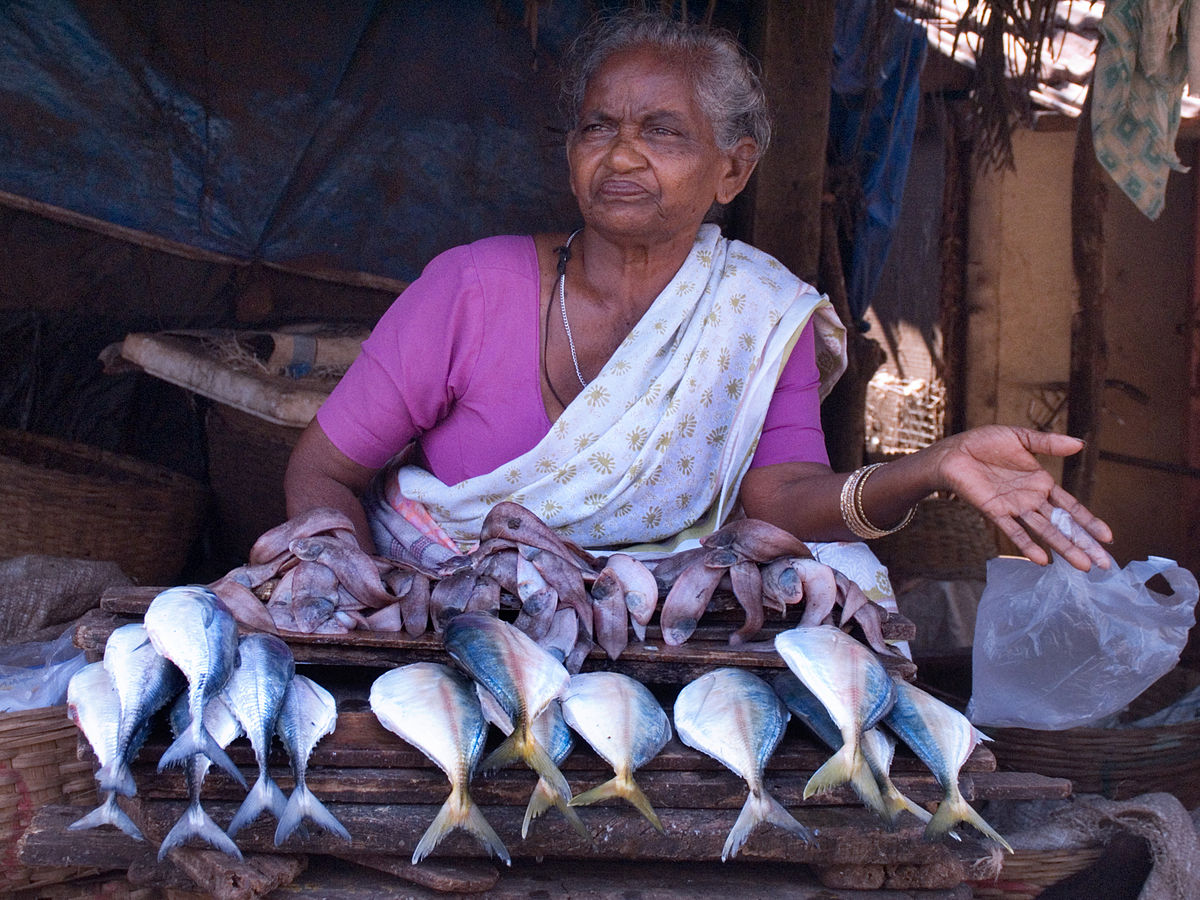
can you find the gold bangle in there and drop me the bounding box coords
[840,463,915,539]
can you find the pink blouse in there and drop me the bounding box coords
[318,235,829,486]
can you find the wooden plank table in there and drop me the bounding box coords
[45,587,1071,895]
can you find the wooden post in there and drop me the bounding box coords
[1063,86,1106,503]
[738,0,837,284]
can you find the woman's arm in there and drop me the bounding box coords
[740,425,1113,571]
[284,419,379,553]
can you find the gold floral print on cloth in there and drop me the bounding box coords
[394,224,846,552]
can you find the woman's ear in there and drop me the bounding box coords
[716,137,760,205]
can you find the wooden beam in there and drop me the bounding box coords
[1063,86,1106,503]
[739,0,837,285]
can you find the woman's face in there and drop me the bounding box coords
[567,45,755,245]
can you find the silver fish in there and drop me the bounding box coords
[476,689,584,840]
[774,625,894,811]
[144,586,245,787]
[274,673,351,845]
[66,662,146,840]
[884,679,1012,851]
[673,668,812,860]
[561,671,671,832]
[371,663,509,865]
[98,622,185,798]
[159,692,245,860]
[442,611,573,812]
[222,633,296,837]
[773,670,925,827]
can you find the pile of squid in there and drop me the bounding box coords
[206,501,898,670]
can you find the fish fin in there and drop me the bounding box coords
[68,793,144,841]
[158,801,243,861]
[722,788,811,861]
[803,743,858,799]
[926,792,1012,853]
[96,758,137,798]
[524,778,592,842]
[274,783,351,846]
[413,785,510,867]
[227,772,289,837]
[521,779,555,838]
[157,721,248,790]
[847,758,888,822]
[569,775,663,834]
[522,730,573,809]
[479,733,523,774]
[880,781,932,829]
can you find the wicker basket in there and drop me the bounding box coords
[969,846,1106,900]
[0,428,208,584]
[871,496,1001,582]
[987,666,1200,807]
[0,705,101,893]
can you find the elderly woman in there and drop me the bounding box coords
[284,12,1111,590]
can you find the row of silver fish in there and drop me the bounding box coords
[66,585,350,860]
[774,624,1012,852]
[368,612,674,865]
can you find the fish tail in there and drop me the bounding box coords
[274,782,351,846]
[570,774,663,834]
[926,790,1012,853]
[848,759,888,822]
[157,801,243,861]
[96,758,137,799]
[413,784,510,867]
[523,778,592,842]
[227,771,289,837]
[803,742,859,799]
[521,779,555,837]
[522,729,573,808]
[722,787,811,862]
[478,733,523,774]
[880,780,932,828]
[158,720,247,790]
[68,792,145,841]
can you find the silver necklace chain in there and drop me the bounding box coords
[558,228,587,389]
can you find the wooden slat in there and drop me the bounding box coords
[122,799,976,866]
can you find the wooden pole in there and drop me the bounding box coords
[738,0,837,284]
[1063,85,1106,503]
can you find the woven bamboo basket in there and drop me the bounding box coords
[0,705,101,893]
[0,428,208,584]
[871,496,1000,582]
[969,846,1106,900]
[987,666,1200,807]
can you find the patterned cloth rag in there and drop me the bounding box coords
[1092,0,1192,220]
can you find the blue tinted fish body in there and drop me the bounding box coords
[775,625,894,812]
[98,623,185,798]
[674,668,811,860]
[443,612,572,810]
[562,671,672,832]
[371,662,508,865]
[159,692,244,860]
[884,679,1011,851]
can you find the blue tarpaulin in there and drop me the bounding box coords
[829,0,927,328]
[0,0,592,283]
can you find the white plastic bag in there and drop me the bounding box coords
[0,627,87,712]
[967,542,1199,730]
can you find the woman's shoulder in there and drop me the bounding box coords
[423,234,538,283]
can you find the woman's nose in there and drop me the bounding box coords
[606,128,646,169]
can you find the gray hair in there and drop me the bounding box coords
[560,10,772,160]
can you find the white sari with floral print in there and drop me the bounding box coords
[380,224,846,554]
